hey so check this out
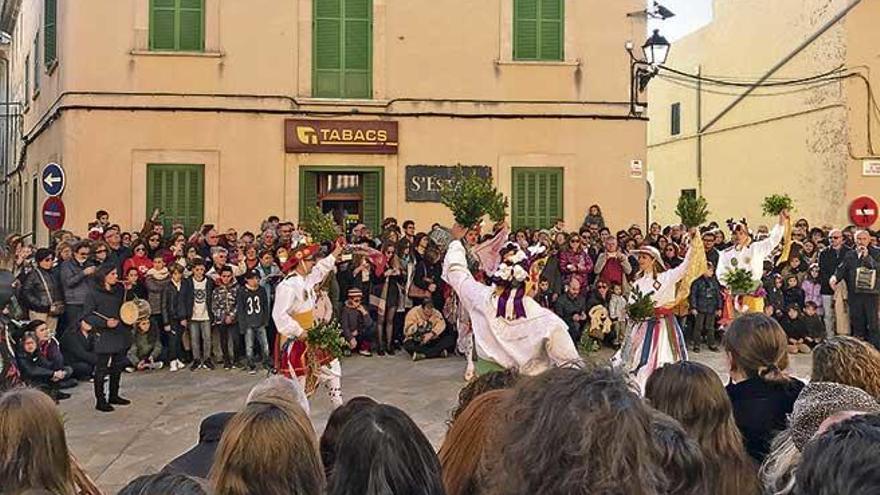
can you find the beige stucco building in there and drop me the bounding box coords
[0,0,650,244]
[647,0,880,229]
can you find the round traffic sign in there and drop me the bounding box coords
[41,162,65,197]
[41,197,66,231]
[849,196,879,228]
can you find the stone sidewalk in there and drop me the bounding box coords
[58,350,813,493]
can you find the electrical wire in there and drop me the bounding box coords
[658,64,848,88]
[656,72,848,97]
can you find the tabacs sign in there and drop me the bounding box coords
[285,119,398,154]
[405,165,492,202]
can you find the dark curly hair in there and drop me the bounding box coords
[448,369,520,426]
[482,366,665,495]
[794,413,880,495]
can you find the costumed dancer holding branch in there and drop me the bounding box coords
[716,208,789,315]
[614,228,704,391]
[272,239,345,408]
[442,224,581,376]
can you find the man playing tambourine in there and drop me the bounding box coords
[272,240,345,408]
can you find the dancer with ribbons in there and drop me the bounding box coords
[272,239,345,408]
[614,228,704,391]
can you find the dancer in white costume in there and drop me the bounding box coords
[442,225,580,376]
[272,241,345,408]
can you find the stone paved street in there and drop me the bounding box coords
[59,350,813,493]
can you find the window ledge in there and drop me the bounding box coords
[130,50,224,59]
[32,89,40,101]
[495,59,582,67]
[45,60,58,76]
[297,97,388,107]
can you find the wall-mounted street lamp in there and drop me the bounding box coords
[628,29,672,116]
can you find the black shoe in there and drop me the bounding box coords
[96,402,115,412]
[56,391,72,400]
[109,396,131,406]
[205,359,216,370]
[692,345,701,353]
[708,344,720,352]
[377,349,386,356]
[387,348,396,356]
[190,359,201,371]
[224,361,232,370]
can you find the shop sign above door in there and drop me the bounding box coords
[405,165,491,202]
[285,119,398,154]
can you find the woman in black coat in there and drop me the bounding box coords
[83,263,133,412]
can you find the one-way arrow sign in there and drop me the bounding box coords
[41,163,65,197]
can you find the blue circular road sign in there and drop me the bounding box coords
[41,162,65,197]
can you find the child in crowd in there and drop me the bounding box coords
[534,277,557,309]
[780,304,813,354]
[162,264,187,372]
[802,301,826,345]
[340,288,374,357]
[801,263,824,315]
[608,283,627,347]
[688,261,723,353]
[127,318,164,372]
[183,258,215,370]
[236,270,271,374]
[211,266,240,370]
[16,332,71,401]
[764,274,785,319]
[144,252,171,345]
[783,274,805,310]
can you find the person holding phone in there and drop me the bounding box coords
[82,263,133,412]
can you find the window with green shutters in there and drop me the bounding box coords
[150,0,205,52]
[511,167,563,230]
[24,55,30,103]
[44,0,57,67]
[514,0,563,61]
[146,164,205,235]
[313,0,372,99]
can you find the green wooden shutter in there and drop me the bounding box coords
[514,0,562,61]
[314,0,343,97]
[24,56,30,101]
[147,164,204,235]
[361,171,382,234]
[44,0,56,66]
[539,0,563,61]
[343,0,371,98]
[511,168,563,230]
[514,0,538,60]
[151,0,177,50]
[178,0,204,51]
[299,171,320,225]
[32,36,40,93]
[150,0,203,51]
[313,0,372,98]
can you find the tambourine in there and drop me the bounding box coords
[120,299,152,326]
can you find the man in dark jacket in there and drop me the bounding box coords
[21,248,64,335]
[818,229,850,336]
[162,412,235,479]
[555,277,588,344]
[60,241,97,334]
[83,263,133,412]
[59,321,97,380]
[832,230,880,348]
[688,261,723,352]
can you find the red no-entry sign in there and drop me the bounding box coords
[849,196,879,228]
[41,197,66,231]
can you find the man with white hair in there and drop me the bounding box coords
[831,230,880,347]
[818,229,850,336]
[246,375,310,415]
